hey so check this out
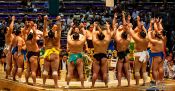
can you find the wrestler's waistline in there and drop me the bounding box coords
[69,52,83,55]
[27,51,40,55]
[134,50,148,56]
[68,52,83,65]
[149,51,164,58]
[11,46,27,54]
[117,49,130,54]
[43,48,60,59]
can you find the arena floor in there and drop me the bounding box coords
[0,66,174,91]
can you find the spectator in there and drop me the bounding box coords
[66,15,73,26]
[168,61,175,79]
[146,81,159,91]
[59,51,68,71]
[164,54,172,78]
[132,9,139,20]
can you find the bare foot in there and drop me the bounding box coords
[127,84,130,87]
[5,75,8,79]
[65,85,69,89]
[117,85,121,87]
[135,84,139,86]
[13,77,17,81]
[54,85,58,88]
[42,84,46,87]
[91,86,94,88]
[81,86,85,88]
[105,85,108,88]
[142,83,146,86]
[33,83,37,86]
[58,86,62,88]
[25,82,29,85]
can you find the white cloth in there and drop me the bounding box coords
[134,51,148,63]
[62,60,67,70]
[4,44,10,51]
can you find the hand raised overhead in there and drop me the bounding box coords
[12,16,15,21]
[44,15,48,20]
[150,18,155,24]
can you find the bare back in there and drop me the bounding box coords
[86,30,92,40]
[44,31,60,50]
[68,34,85,53]
[26,38,39,52]
[5,33,14,45]
[134,33,149,51]
[93,31,111,54]
[115,30,130,52]
[150,40,163,53]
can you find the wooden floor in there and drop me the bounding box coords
[0,65,175,91]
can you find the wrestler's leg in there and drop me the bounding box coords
[141,61,147,86]
[12,53,18,81]
[158,57,164,82]
[101,58,108,87]
[76,58,84,88]
[117,59,123,87]
[25,60,30,84]
[134,57,141,85]
[66,62,75,88]
[43,59,50,86]
[5,51,12,79]
[17,54,24,82]
[30,56,38,85]
[92,60,100,88]
[50,54,59,88]
[152,57,159,83]
[124,57,130,87]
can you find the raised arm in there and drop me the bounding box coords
[56,23,62,39]
[137,16,141,29]
[127,15,131,24]
[122,11,127,26]
[67,27,73,42]
[148,18,154,32]
[80,25,87,42]
[97,25,102,33]
[32,24,37,42]
[141,22,148,36]
[113,23,118,38]
[56,16,62,38]
[127,24,141,42]
[106,22,111,35]
[112,13,117,30]
[154,18,159,31]
[43,15,48,37]
[148,31,161,44]
[158,18,163,30]
[7,16,15,36]
[92,22,98,41]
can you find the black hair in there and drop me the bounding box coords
[97,32,105,40]
[15,29,21,36]
[121,31,128,40]
[139,31,146,38]
[27,32,33,40]
[48,30,55,38]
[155,32,162,39]
[72,32,79,40]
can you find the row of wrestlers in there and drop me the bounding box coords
[2,14,165,88]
